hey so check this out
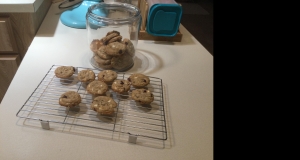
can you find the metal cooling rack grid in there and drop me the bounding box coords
[16,65,167,144]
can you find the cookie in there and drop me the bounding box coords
[111,52,133,70]
[105,42,126,56]
[55,66,75,78]
[131,89,154,104]
[86,80,108,95]
[108,35,122,44]
[78,69,95,82]
[95,62,113,69]
[59,91,82,107]
[94,55,111,65]
[90,39,104,53]
[102,32,120,45]
[127,73,150,88]
[97,70,118,84]
[111,79,131,93]
[106,30,120,36]
[96,46,112,60]
[122,38,135,57]
[91,96,117,115]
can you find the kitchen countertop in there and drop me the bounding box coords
[0,0,46,12]
[0,2,213,160]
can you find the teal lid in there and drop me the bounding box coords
[146,4,182,37]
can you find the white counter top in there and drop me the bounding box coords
[0,2,213,160]
[0,0,45,12]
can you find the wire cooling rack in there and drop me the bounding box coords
[16,65,167,145]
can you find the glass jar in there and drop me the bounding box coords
[86,2,142,71]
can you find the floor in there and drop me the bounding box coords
[179,0,213,55]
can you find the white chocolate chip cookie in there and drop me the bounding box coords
[111,79,131,93]
[55,66,75,78]
[86,80,108,95]
[59,91,82,107]
[91,96,117,115]
[127,73,150,88]
[131,89,154,104]
[97,70,117,84]
[78,69,95,82]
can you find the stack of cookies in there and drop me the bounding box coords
[90,30,135,71]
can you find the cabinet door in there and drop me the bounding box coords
[0,16,19,54]
[0,55,20,103]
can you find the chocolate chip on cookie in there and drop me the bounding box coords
[86,80,108,95]
[59,91,82,107]
[127,73,150,88]
[131,89,154,104]
[91,96,117,115]
[55,66,75,78]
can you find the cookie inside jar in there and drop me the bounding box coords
[89,30,136,71]
[86,2,141,72]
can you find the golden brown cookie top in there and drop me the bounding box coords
[105,42,126,56]
[78,69,95,82]
[97,70,117,83]
[131,89,154,104]
[91,96,117,115]
[59,91,81,107]
[86,80,108,95]
[54,66,75,78]
[111,79,131,93]
[96,46,112,60]
[127,73,150,88]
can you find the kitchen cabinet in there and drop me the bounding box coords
[0,0,52,103]
[0,16,18,54]
[0,55,20,103]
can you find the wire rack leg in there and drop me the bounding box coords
[40,119,50,130]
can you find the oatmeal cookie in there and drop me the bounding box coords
[78,69,95,82]
[111,79,131,93]
[54,66,75,78]
[111,52,133,71]
[86,80,108,95]
[105,42,126,56]
[122,38,135,57]
[59,91,81,107]
[94,55,111,65]
[97,70,118,84]
[90,39,104,53]
[91,96,117,115]
[131,89,154,104]
[127,73,150,88]
[96,46,112,60]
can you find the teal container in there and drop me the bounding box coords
[146,1,182,37]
